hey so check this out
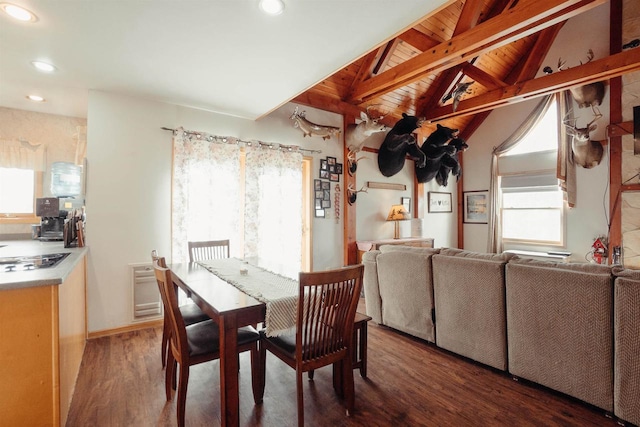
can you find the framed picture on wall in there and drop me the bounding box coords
[401,197,411,214]
[320,159,328,170]
[315,209,325,218]
[428,191,452,213]
[463,190,489,223]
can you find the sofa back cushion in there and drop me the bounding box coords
[506,259,614,411]
[613,269,640,425]
[377,249,436,342]
[432,252,510,370]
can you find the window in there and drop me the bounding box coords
[498,97,564,247]
[0,167,36,216]
[501,184,564,245]
[502,101,558,156]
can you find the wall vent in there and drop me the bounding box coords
[129,262,162,322]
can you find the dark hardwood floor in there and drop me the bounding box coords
[67,300,620,427]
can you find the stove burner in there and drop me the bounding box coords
[0,253,70,273]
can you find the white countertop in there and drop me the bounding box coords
[0,240,88,290]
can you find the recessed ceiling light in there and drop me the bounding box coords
[26,95,45,102]
[31,61,56,72]
[0,3,38,22]
[259,0,284,16]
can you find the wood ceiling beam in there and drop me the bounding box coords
[350,0,606,102]
[424,47,640,122]
[397,28,440,52]
[292,91,403,127]
[415,0,487,115]
[372,39,401,75]
[462,64,507,89]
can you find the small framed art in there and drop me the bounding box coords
[463,190,489,223]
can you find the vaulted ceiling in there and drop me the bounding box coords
[293,0,640,140]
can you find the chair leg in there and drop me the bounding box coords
[251,342,265,403]
[342,352,355,416]
[308,370,314,380]
[176,362,189,427]
[296,367,304,427]
[165,351,175,401]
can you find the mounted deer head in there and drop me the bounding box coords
[345,105,388,175]
[563,106,604,169]
[347,184,368,205]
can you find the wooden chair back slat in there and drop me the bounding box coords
[188,240,230,262]
[296,265,363,368]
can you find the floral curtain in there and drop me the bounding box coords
[487,95,554,253]
[0,139,46,171]
[244,147,303,278]
[171,128,241,263]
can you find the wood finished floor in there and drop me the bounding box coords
[67,300,620,427]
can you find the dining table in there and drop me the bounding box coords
[169,258,300,427]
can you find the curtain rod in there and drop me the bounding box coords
[161,127,322,154]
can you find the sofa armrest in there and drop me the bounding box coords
[362,250,382,324]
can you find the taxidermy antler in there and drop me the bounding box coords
[347,184,368,205]
[563,106,604,169]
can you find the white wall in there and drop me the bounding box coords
[86,91,345,332]
[462,2,611,259]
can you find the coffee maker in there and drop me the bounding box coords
[36,197,65,241]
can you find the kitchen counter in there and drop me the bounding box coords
[0,239,88,290]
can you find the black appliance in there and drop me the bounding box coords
[0,253,70,273]
[36,197,65,241]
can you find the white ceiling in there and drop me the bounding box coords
[0,0,450,120]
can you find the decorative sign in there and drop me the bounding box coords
[428,191,452,213]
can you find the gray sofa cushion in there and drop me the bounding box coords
[379,245,440,255]
[432,253,509,370]
[377,249,436,342]
[506,260,614,411]
[613,271,640,426]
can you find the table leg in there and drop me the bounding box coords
[219,313,239,427]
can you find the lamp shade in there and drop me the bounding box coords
[386,204,410,221]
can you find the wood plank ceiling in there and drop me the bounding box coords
[293,0,639,140]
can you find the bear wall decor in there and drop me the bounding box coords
[377,113,427,178]
[415,124,459,184]
[435,137,468,187]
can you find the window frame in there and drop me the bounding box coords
[499,183,566,247]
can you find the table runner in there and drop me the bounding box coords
[197,258,298,337]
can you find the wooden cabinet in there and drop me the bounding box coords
[356,237,435,263]
[0,257,86,427]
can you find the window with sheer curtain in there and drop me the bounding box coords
[171,129,302,277]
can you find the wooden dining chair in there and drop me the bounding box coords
[153,260,263,427]
[259,264,364,427]
[188,239,230,262]
[151,250,209,368]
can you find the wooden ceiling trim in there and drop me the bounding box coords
[345,49,383,102]
[373,39,401,75]
[398,28,440,52]
[456,0,486,31]
[462,63,508,89]
[413,0,486,115]
[425,47,640,121]
[350,0,605,102]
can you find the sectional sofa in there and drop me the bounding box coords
[362,245,640,426]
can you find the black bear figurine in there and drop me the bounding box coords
[436,137,468,187]
[415,124,459,184]
[377,113,427,178]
